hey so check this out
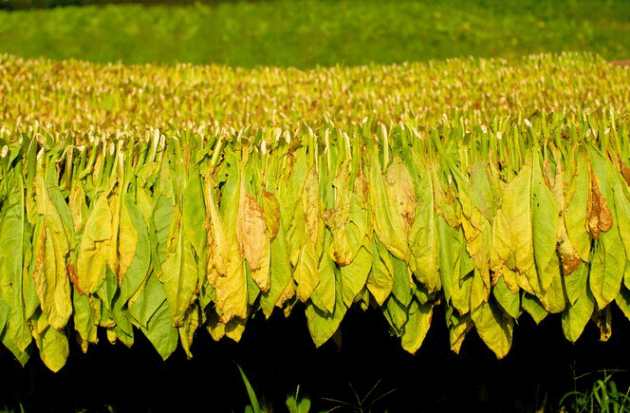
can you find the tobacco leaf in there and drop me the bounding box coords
[76,193,112,294]
[178,303,200,359]
[538,255,566,314]
[565,151,592,261]
[561,264,594,343]
[446,308,473,355]
[492,276,520,319]
[367,237,394,306]
[490,158,534,276]
[385,156,416,235]
[260,220,293,318]
[310,230,336,315]
[236,182,270,292]
[369,152,410,261]
[73,291,99,353]
[531,152,559,292]
[382,294,408,336]
[521,293,548,324]
[140,298,179,360]
[408,161,441,293]
[160,206,200,327]
[262,191,281,242]
[471,301,513,359]
[32,313,69,373]
[215,152,248,323]
[306,272,347,348]
[339,245,371,307]
[0,171,34,352]
[33,171,73,330]
[204,176,228,287]
[401,299,433,354]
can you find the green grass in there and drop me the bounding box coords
[0,0,629,68]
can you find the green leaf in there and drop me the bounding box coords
[562,289,595,343]
[339,246,371,307]
[306,269,347,348]
[160,206,200,327]
[73,291,98,352]
[408,161,441,292]
[564,151,591,261]
[401,299,433,354]
[0,171,33,352]
[382,295,408,335]
[238,364,263,413]
[366,237,394,306]
[33,171,73,330]
[310,231,336,315]
[260,220,293,318]
[492,276,520,319]
[490,158,534,275]
[369,152,410,261]
[539,255,566,314]
[521,293,548,324]
[531,152,559,292]
[140,298,179,360]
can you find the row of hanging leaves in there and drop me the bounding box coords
[1,115,630,372]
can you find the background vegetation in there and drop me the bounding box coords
[0,0,629,68]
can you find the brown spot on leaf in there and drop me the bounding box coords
[67,263,85,295]
[236,190,268,272]
[619,156,630,186]
[386,156,416,233]
[587,167,613,239]
[302,168,321,245]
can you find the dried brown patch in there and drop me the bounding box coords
[236,190,268,272]
[67,263,85,295]
[386,156,416,233]
[619,156,630,186]
[587,167,613,239]
[302,168,321,244]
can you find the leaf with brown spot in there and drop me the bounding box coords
[548,150,582,275]
[565,152,592,261]
[302,167,320,246]
[236,182,270,292]
[204,178,228,287]
[587,165,613,239]
[385,156,416,235]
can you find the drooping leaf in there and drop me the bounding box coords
[401,299,433,354]
[471,301,513,359]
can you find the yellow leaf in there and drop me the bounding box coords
[76,193,112,294]
[295,242,319,302]
[117,201,138,285]
[401,300,433,354]
[472,302,513,359]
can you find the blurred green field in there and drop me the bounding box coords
[0,0,628,68]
